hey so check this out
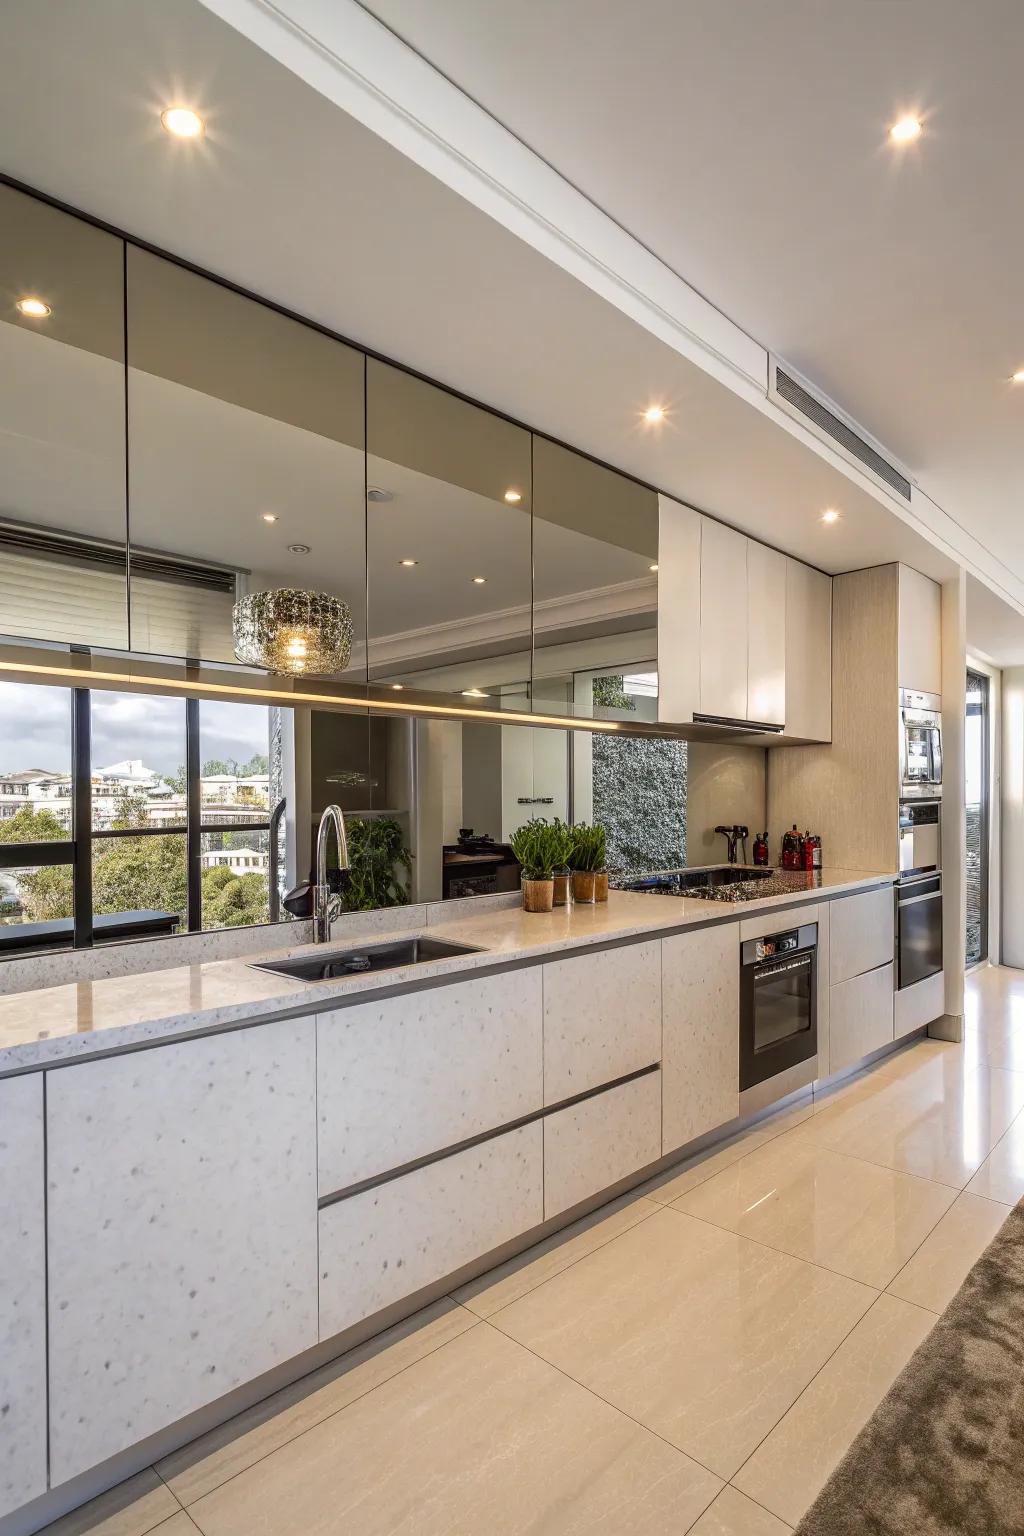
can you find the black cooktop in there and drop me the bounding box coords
[619,867,822,903]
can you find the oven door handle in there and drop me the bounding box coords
[898,890,943,909]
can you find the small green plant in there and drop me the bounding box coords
[569,821,607,872]
[340,815,413,911]
[509,818,562,881]
[550,818,575,870]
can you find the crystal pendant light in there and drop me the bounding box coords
[232,589,353,675]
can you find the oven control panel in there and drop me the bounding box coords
[754,931,799,962]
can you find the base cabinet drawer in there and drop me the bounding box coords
[47,1020,319,1486]
[894,971,944,1040]
[829,887,894,984]
[0,1075,46,1519]
[829,963,895,1074]
[543,941,661,1102]
[319,1124,543,1338]
[544,1072,662,1219]
[317,968,543,1194]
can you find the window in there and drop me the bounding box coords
[0,681,288,953]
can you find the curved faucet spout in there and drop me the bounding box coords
[313,804,350,943]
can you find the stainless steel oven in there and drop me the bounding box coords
[900,689,942,797]
[896,871,943,990]
[740,924,818,1111]
[898,798,941,876]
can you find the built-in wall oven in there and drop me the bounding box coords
[740,924,818,1112]
[900,689,942,797]
[899,798,941,876]
[896,871,943,990]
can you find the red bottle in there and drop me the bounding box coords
[781,825,803,871]
[753,832,769,866]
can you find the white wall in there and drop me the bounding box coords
[1001,667,1024,969]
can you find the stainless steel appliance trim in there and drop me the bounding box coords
[739,1056,818,1115]
[899,890,943,909]
[691,712,785,734]
[900,688,942,712]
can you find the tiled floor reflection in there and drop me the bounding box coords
[36,966,1021,1535]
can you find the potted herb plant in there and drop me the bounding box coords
[569,822,607,904]
[550,818,575,906]
[509,819,560,913]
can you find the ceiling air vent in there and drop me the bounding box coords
[770,362,912,503]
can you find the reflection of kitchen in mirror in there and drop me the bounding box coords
[124,248,366,673]
[0,183,128,648]
[365,359,532,707]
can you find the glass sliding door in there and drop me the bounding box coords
[965,669,990,966]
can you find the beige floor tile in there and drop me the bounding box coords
[35,1470,179,1536]
[673,1137,955,1287]
[150,1519,203,1536]
[452,1190,657,1318]
[157,1298,476,1505]
[687,1486,791,1536]
[886,1191,1012,1312]
[188,1324,722,1536]
[796,1058,1024,1187]
[639,1101,813,1205]
[490,1208,874,1480]
[965,1108,1024,1205]
[733,1293,934,1526]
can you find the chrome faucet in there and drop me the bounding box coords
[313,804,350,943]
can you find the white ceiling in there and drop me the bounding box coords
[3,0,1024,657]
[363,0,1024,585]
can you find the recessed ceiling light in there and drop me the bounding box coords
[461,688,488,698]
[889,116,922,144]
[1011,369,1024,384]
[820,508,841,525]
[161,106,205,139]
[399,558,418,567]
[471,576,487,584]
[390,683,404,690]
[16,296,51,318]
[288,542,311,555]
[367,486,394,503]
[261,512,278,524]
[649,563,659,573]
[642,404,666,425]
[504,489,523,504]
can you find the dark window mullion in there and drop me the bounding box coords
[72,688,93,948]
[186,696,201,931]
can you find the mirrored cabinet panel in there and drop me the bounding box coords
[125,248,366,671]
[0,184,128,648]
[531,437,659,721]
[365,359,532,706]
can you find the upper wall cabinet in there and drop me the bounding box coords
[125,249,366,669]
[898,565,942,697]
[657,495,831,742]
[531,439,659,720]
[365,360,532,704]
[0,185,128,648]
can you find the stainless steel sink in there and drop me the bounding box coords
[251,936,484,983]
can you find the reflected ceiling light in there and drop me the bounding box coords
[889,116,922,144]
[261,512,278,524]
[504,489,523,504]
[367,486,394,503]
[161,106,205,138]
[461,688,488,697]
[288,542,311,555]
[1011,369,1024,384]
[391,683,404,690]
[399,558,418,567]
[471,575,487,584]
[233,589,353,676]
[649,563,659,572]
[820,508,841,524]
[642,404,666,424]
[16,296,51,318]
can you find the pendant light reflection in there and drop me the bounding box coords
[232,589,353,675]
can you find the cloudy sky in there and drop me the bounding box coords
[0,684,271,776]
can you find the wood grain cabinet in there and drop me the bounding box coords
[542,941,661,1103]
[46,1019,319,1485]
[662,923,740,1153]
[783,557,832,741]
[0,1075,46,1518]
[317,968,543,1194]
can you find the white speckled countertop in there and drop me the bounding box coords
[0,870,894,1073]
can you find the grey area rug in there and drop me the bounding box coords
[795,1201,1024,1536]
